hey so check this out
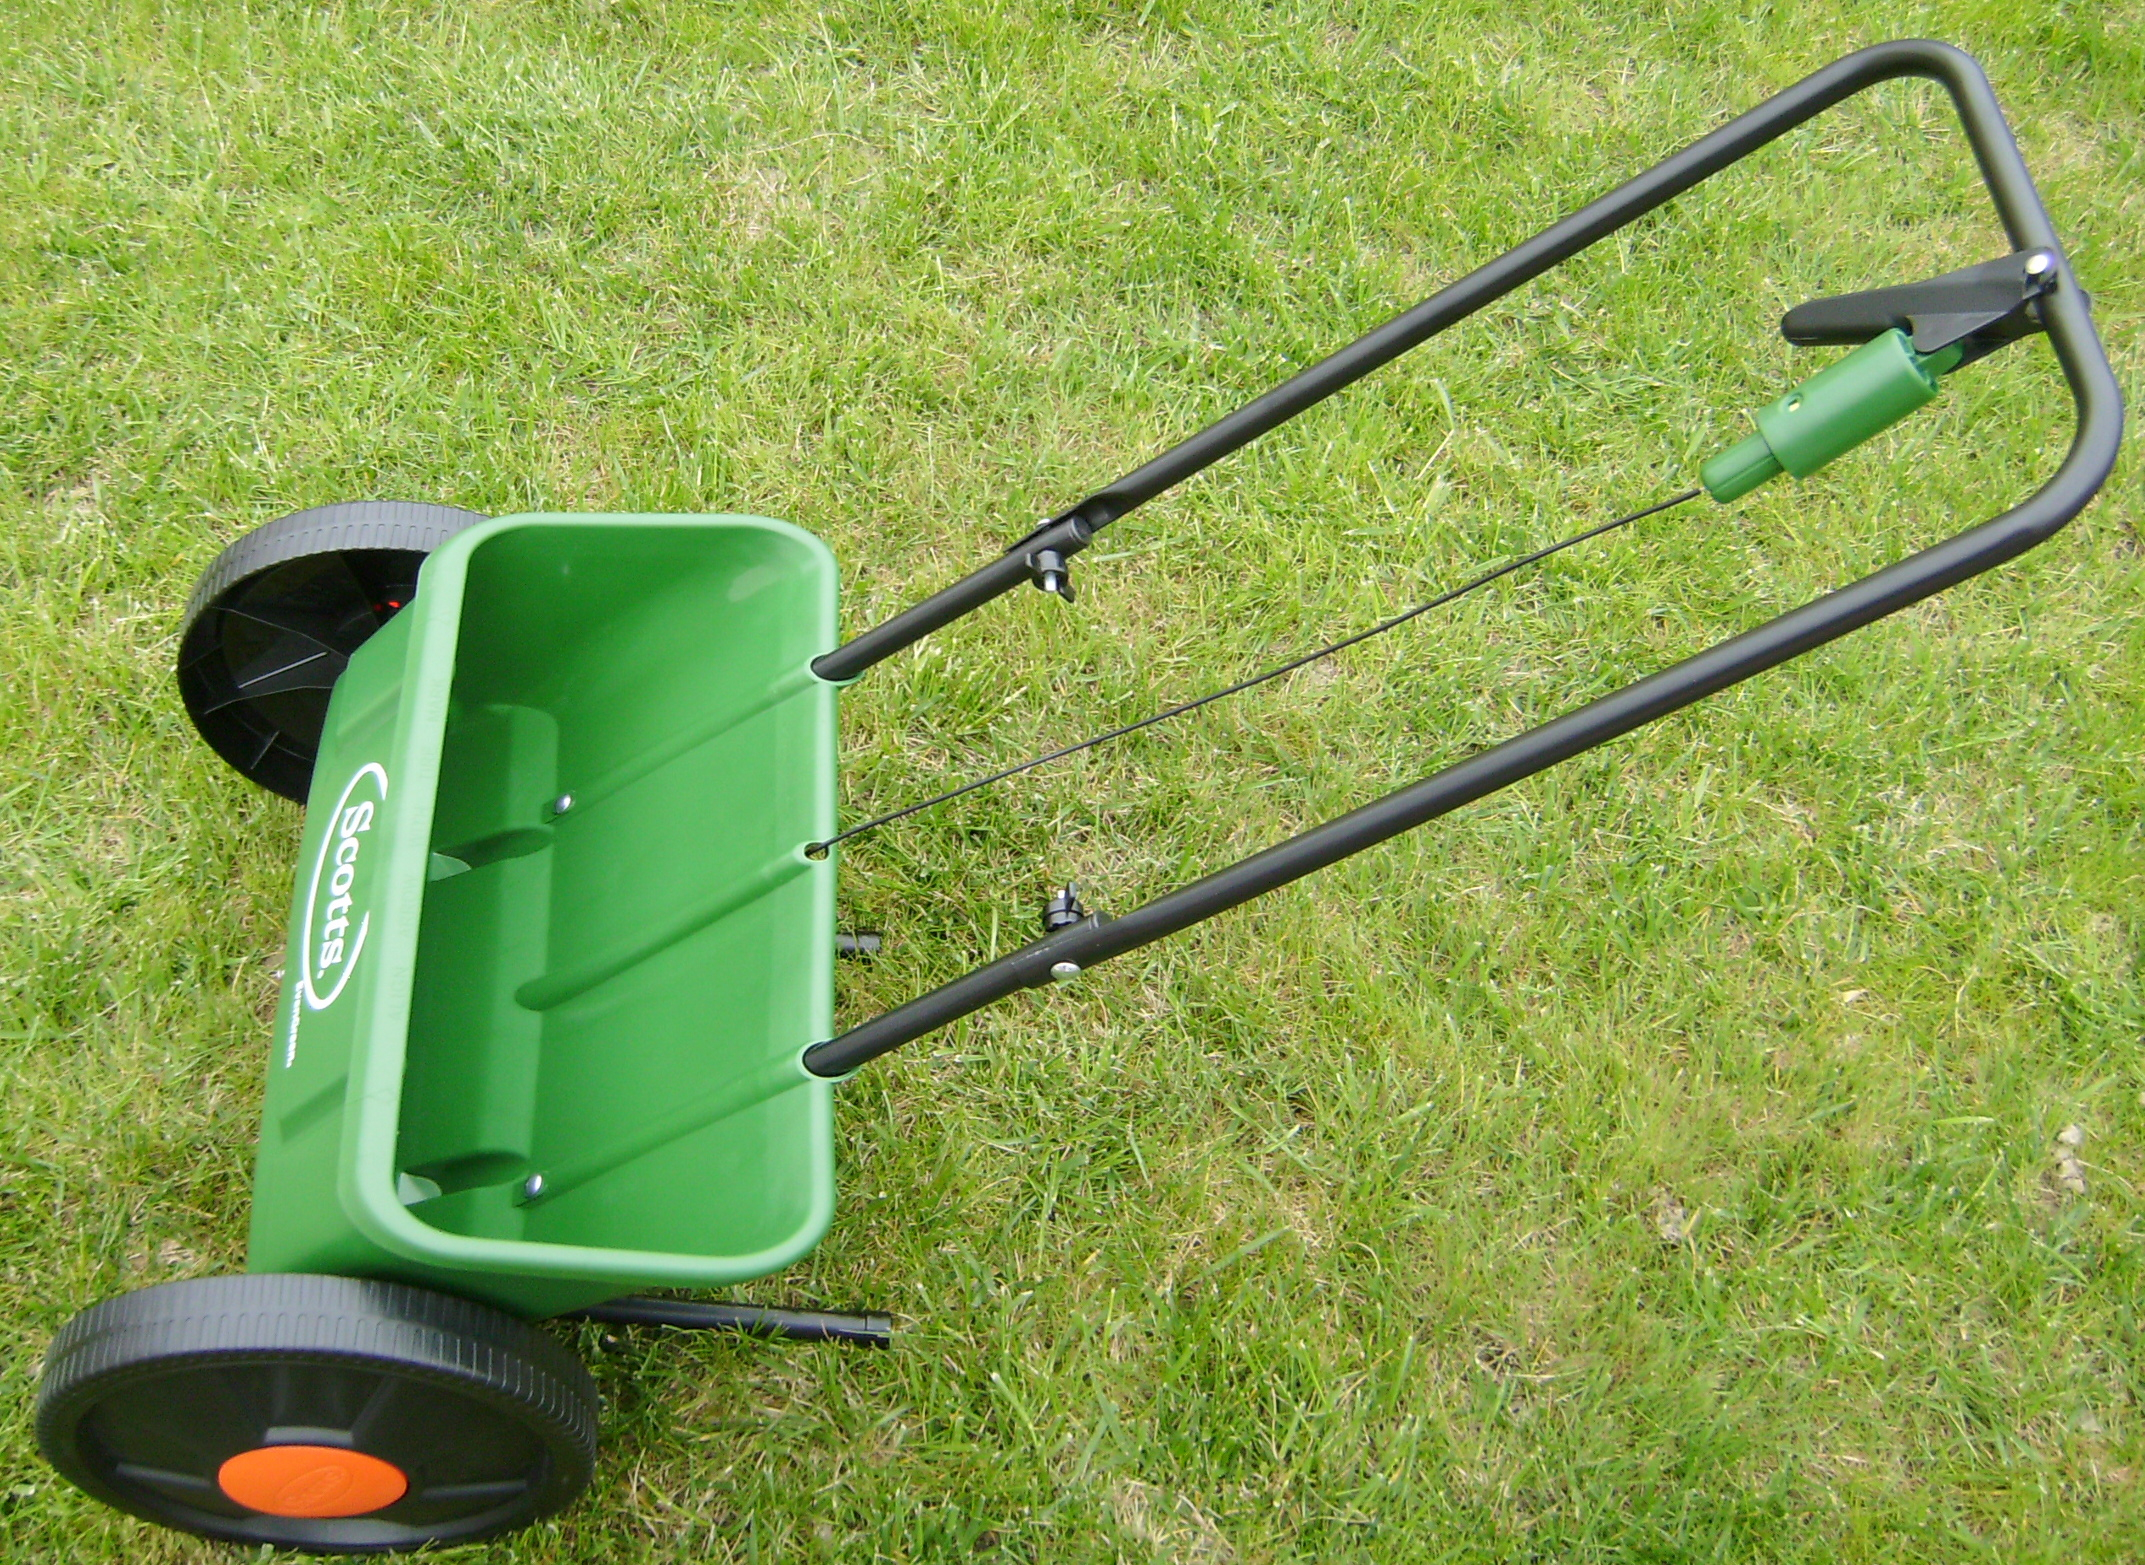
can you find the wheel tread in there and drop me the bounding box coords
[178,502,487,641]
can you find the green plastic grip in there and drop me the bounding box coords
[1702,328,1964,503]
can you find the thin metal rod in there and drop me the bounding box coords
[570,1297,892,1347]
[801,40,2121,1079]
[808,490,1701,855]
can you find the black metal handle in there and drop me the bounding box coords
[804,39,2121,1078]
[814,39,2111,685]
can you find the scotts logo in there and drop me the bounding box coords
[285,763,387,1066]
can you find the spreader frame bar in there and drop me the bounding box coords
[804,39,2121,1078]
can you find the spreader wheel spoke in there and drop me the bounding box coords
[112,1462,218,1497]
[409,1477,533,1509]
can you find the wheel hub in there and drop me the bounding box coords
[218,1443,410,1517]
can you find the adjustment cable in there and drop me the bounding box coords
[807,487,1703,857]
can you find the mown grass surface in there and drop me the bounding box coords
[3,2,2141,1560]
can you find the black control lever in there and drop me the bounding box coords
[1781,248,2060,367]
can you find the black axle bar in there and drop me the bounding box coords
[802,40,2120,1079]
[573,1296,893,1347]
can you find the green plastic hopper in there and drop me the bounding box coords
[246,514,841,1318]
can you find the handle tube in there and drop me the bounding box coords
[802,39,2122,1077]
[806,356,2116,1074]
[816,38,2057,681]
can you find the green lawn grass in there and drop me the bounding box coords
[3,1,2142,1560]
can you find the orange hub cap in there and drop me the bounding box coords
[217,1444,409,1518]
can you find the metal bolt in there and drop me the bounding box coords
[552,794,575,816]
[2025,251,2054,277]
[522,1173,546,1201]
[1031,547,1074,602]
[1042,882,1088,934]
[1050,961,1081,982]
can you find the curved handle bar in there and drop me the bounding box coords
[813,38,2119,685]
[804,40,2121,1076]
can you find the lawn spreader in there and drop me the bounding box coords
[33,40,2119,1553]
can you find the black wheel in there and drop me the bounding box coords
[36,1273,599,1554]
[177,501,486,800]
